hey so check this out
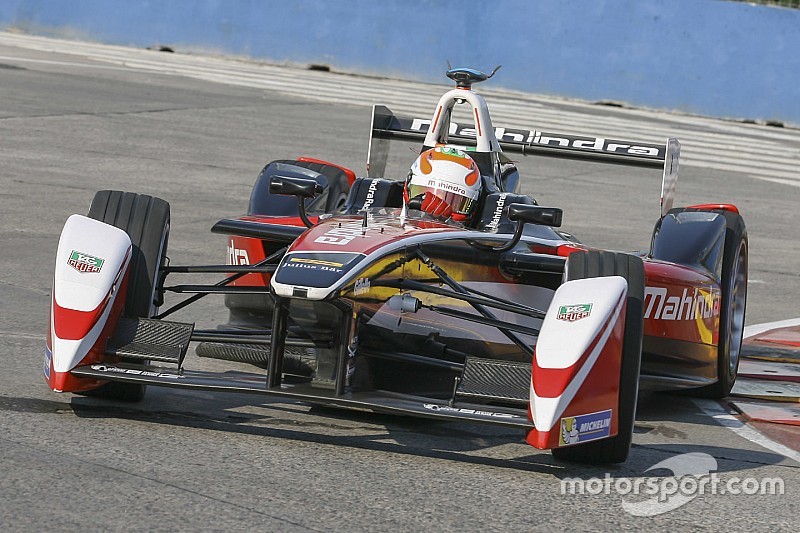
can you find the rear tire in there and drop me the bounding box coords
[695,213,747,398]
[551,251,644,464]
[83,191,170,402]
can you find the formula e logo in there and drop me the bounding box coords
[557,303,592,322]
[227,240,250,265]
[67,250,104,273]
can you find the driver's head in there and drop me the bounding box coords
[405,147,481,221]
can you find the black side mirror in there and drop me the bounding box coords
[269,176,324,227]
[492,203,564,252]
[507,204,562,228]
[269,176,323,199]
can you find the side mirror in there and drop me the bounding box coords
[268,176,324,228]
[507,204,562,228]
[492,203,564,252]
[269,176,323,199]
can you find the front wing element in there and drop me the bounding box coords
[527,276,628,449]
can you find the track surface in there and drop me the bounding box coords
[1,36,798,531]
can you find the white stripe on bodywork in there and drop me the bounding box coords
[51,215,132,373]
[530,276,627,432]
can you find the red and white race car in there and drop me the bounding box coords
[45,68,746,464]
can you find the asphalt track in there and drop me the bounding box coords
[0,38,798,531]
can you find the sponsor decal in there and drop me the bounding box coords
[439,146,468,158]
[67,250,104,273]
[559,409,612,446]
[43,347,51,379]
[290,257,344,268]
[557,303,593,322]
[284,261,343,273]
[423,403,522,419]
[408,119,663,157]
[353,277,370,296]
[486,193,508,231]
[227,240,250,265]
[644,286,720,321]
[274,252,364,289]
[360,179,380,211]
[90,364,184,379]
[425,178,468,196]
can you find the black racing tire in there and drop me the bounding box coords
[551,251,644,464]
[82,190,171,402]
[694,213,748,398]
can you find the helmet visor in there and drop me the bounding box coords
[407,183,478,215]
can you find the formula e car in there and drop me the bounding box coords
[45,68,747,464]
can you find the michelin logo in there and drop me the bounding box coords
[559,409,612,446]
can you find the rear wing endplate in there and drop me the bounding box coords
[367,105,680,217]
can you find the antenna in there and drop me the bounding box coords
[445,66,501,90]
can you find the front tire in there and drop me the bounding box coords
[551,251,645,464]
[83,190,170,402]
[696,213,748,398]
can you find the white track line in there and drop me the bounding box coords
[744,317,800,340]
[687,318,800,464]
[693,398,800,465]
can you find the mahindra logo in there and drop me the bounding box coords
[408,119,662,158]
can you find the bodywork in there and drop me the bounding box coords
[44,69,743,461]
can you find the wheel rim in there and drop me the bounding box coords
[728,242,747,376]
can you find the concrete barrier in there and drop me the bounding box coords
[1,0,798,126]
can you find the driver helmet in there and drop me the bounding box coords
[406,146,481,220]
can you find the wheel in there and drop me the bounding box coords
[82,190,170,402]
[551,250,644,464]
[695,213,748,398]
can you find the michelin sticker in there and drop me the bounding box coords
[559,409,612,446]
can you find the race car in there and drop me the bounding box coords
[44,67,747,464]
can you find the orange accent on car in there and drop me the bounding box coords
[687,203,739,214]
[297,157,357,185]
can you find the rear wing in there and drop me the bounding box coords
[367,105,680,217]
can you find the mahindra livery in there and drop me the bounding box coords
[44,68,747,464]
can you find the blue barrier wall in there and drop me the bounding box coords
[1,0,798,126]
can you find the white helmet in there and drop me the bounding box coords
[406,147,481,220]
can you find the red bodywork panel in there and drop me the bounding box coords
[642,260,720,346]
[47,270,130,393]
[297,156,357,186]
[527,298,626,449]
[687,203,739,214]
[289,214,462,255]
